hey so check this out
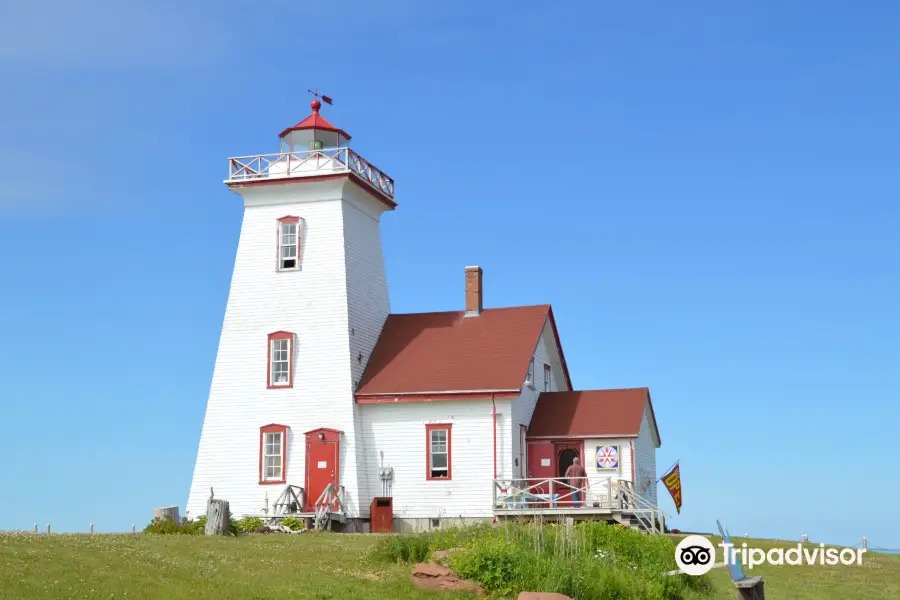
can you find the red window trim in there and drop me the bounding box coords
[259,423,288,485]
[425,423,452,481]
[267,331,294,389]
[276,216,301,271]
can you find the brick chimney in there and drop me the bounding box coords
[465,266,483,316]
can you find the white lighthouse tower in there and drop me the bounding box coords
[186,95,396,523]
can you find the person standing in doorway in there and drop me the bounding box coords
[564,457,587,507]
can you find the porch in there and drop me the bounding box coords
[246,483,347,531]
[492,477,665,534]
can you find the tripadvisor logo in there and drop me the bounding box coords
[675,535,867,576]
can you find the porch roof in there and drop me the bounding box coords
[527,388,660,444]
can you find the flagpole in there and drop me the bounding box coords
[657,458,679,482]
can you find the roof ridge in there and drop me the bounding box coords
[388,304,550,318]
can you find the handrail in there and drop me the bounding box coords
[272,485,305,516]
[226,147,394,199]
[494,477,618,510]
[313,483,346,530]
[493,477,663,534]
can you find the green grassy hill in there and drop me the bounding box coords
[0,532,897,599]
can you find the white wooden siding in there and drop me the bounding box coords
[584,438,634,505]
[632,403,659,504]
[359,399,512,519]
[186,179,391,519]
[510,318,567,479]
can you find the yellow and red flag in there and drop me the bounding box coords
[662,463,683,514]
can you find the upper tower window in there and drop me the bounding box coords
[277,217,300,270]
[267,331,294,388]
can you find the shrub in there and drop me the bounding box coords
[372,520,708,600]
[235,517,265,533]
[280,516,304,531]
[373,533,431,563]
[142,515,206,535]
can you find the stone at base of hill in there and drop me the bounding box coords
[517,593,573,600]
[410,563,485,596]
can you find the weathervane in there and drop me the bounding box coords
[308,89,333,112]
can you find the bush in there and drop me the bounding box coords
[234,517,265,533]
[280,516,304,531]
[142,515,206,535]
[373,533,432,563]
[372,520,709,600]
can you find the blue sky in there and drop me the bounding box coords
[0,1,897,547]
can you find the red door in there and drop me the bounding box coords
[304,429,341,512]
[526,441,554,507]
[555,443,583,506]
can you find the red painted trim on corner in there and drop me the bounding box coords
[356,390,520,403]
[425,423,452,481]
[227,172,397,211]
[259,424,288,485]
[266,331,294,389]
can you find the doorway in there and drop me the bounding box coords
[555,443,582,506]
[304,429,341,512]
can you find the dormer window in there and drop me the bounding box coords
[267,332,294,388]
[277,217,300,270]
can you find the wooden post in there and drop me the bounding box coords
[131,524,136,534]
[33,524,37,534]
[46,524,51,535]
[205,498,231,535]
[734,576,766,600]
[153,506,180,524]
[90,524,94,535]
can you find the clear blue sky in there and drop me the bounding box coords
[1,1,897,547]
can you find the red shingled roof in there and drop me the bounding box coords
[356,305,571,397]
[278,111,352,140]
[527,388,661,444]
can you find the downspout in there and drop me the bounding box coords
[492,393,498,524]
[492,394,497,481]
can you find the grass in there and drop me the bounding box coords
[0,530,897,599]
[675,535,900,600]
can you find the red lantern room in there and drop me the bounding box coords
[278,98,352,152]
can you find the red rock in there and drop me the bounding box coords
[410,563,485,596]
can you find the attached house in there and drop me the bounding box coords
[186,99,663,531]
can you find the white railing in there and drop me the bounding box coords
[313,483,346,530]
[492,477,663,534]
[494,477,618,510]
[226,147,394,200]
[272,484,305,516]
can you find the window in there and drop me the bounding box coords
[426,424,452,480]
[259,424,287,484]
[277,217,300,270]
[526,357,535,388]
[543,364,552,392]
[267,331,294,388]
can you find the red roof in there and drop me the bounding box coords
[278,107,351,140]
[527,388,661,444]
[356,305,571,396]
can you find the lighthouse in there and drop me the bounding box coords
[186,95,396,522]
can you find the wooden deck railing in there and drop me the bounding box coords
[492,477,664,534]
[226,147,394,199]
